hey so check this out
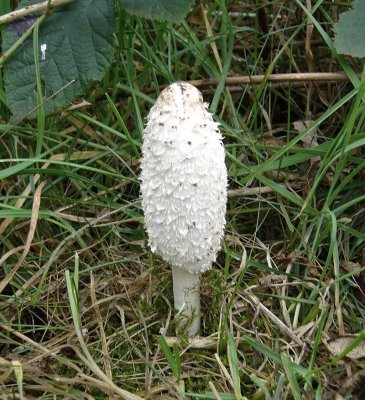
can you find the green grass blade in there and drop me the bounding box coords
[33,20,45,157]
[105,93,140,157]
[159,336,180,382]
[249,373,272,400]
[281,353,301,400]
[227,333,241,400]
[12,361,24,400]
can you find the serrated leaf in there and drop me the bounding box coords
[118,0,194,22]
[3,0,116,121]
[334,0,365,58]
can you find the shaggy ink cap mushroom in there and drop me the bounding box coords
[140,82,227,335]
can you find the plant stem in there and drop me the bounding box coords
[0,0,76,25]
[0,0,54,68]
[171,266,201,336]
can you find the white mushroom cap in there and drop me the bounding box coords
[140,82,227,274]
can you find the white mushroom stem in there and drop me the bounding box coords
[141,82,227,337]
[172,266,201,336]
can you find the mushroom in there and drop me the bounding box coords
[140,82,227,336]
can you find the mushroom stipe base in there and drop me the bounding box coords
[172,265,201,336]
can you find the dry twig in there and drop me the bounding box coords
[228,182,304,197]
[0,0,76,25]
[189,72,356,87]
[244,292,305,347]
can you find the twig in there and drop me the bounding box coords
[227,182,304,197]
[189,72,357,87]
[66,100,92,111]
[0,0,76,25]
[214,353,235,389]
[244,292,304,347]
[139,72,359,96]
[212,11,283,19]
[208,381,223,400]
[218,80,348,91]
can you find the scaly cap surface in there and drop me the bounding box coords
[140,82,227,274]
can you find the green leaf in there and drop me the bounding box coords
[281,353,302,400]
[242,335,307,375]
[3,0,116,121]
[249,374,272,400]
[0,159,35,180]
[118,0,194,22]
[334,1,365,58]
[227,334,241,400]
[12,361,25,400]
[158,336,181,381]
[0,0,11,16]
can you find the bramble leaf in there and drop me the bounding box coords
[334,0,365,58]
[3,0,116,121]
[118,0,194,22]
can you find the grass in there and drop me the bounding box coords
[1,1,365,399]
